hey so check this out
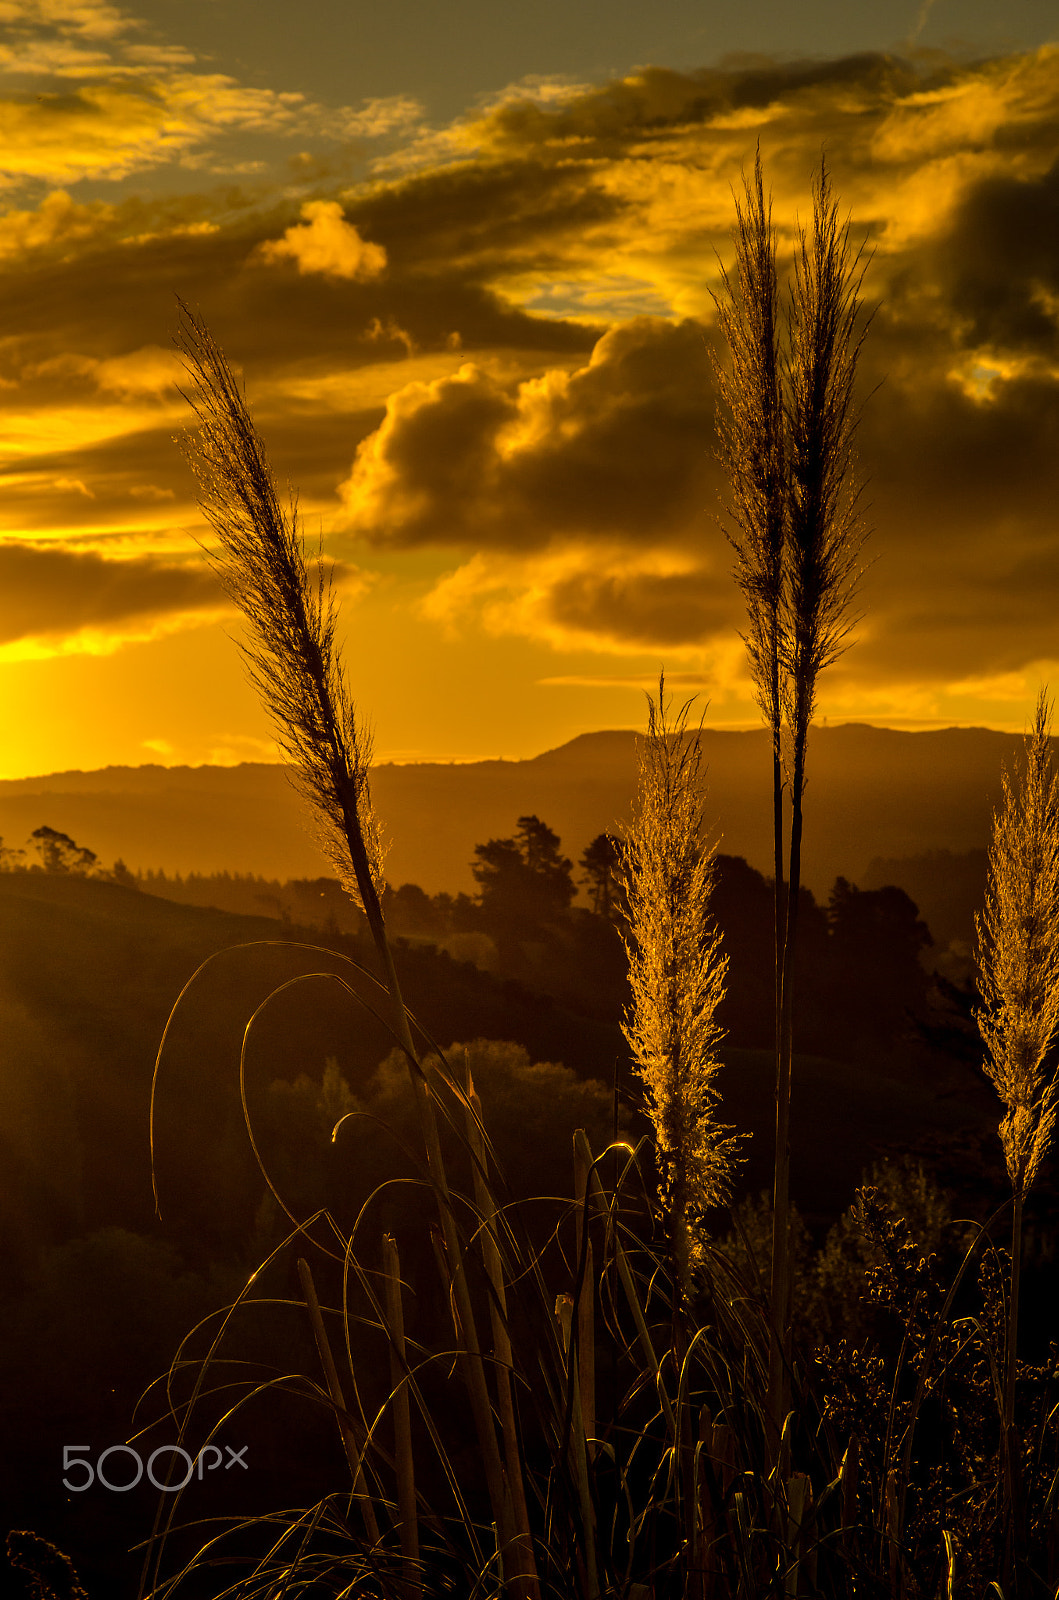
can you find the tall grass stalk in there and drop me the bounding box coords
[619,677,740,1302]
[381,1233,420,1595]
[775,157,869,1434]
[976,689,1059,1449]
[713,159,869,1442]
[296,1255,381,1542]
[175,301,536,1596]
[712,147,786,1009]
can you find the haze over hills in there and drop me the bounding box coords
[0,723,1041,900]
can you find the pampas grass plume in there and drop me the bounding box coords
[174,298,386,927]
[620,678,741,1294]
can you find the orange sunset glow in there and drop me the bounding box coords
[5,9,1059,1597]
[0,2,1056,779]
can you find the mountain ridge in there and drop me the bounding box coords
[0,723,1044,897]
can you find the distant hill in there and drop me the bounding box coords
[0,723,1039,898]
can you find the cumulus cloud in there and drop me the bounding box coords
[422,546,742,661]
[352,47,1059,324]
[925,157,1059,353]
[256,200,387,281]
[324,53,1059,703]
[337,318,716,549]
[0,188,115,258]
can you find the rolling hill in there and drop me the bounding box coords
[0,722,1039,900]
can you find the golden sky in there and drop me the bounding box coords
[1,1,1057,776]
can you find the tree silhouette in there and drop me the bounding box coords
[825,878,933,1051]
[469,816,575,986]
[30,827,98,875]
[579,831,625,922]
[472,816,574,938]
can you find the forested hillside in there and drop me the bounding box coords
[0,723,1045,896]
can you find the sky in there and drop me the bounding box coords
[0,0,1057,777]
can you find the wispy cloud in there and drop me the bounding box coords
[0,0,425,188]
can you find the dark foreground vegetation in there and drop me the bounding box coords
[4,162,1058,1600]
[1,864,1047,1599]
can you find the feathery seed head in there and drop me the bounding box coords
[782,160,870,746]
[619,678,741,1291]
[174,299,385,919]
[976,689,1059,1194]
[711,149,786,737]
[713,156,869,766]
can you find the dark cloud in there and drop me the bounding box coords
[338,317,718,550]
[546,565,739,648]
[0,425,193,533]
[930,158,1059,352]
[473,56,940,161]
[0,543,225,644]
[352,157,628,279]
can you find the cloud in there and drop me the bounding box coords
[0,1,427,189]
[324,53,1059,700]
[337,318,716,550]
[255,200,387,281]
[422,545,742,663]
[0,1,128,43]
[0,187,117,258]
[1,40,1058,719]
[926,156,1059,353]
[0,541,227,653]
[93,344,183,395]
[338,96,424,139]
[0,75,334,186]
[351,48,1059,323]
[21,342,183,396]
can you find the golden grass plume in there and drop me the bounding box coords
[619,678,741,1291]
[174,298,385,922]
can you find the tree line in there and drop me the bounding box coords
[385,811,939,1067]
[2,806,945,1069]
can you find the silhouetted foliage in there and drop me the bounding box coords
[579,831,625,922]
[0,868,1043,1597]
[0,836,25,870]
[30,827,98,876]
[863,847,988,954]
[5,1530,88,1600]
[824,876,933,1053]
[472,814,575,956]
